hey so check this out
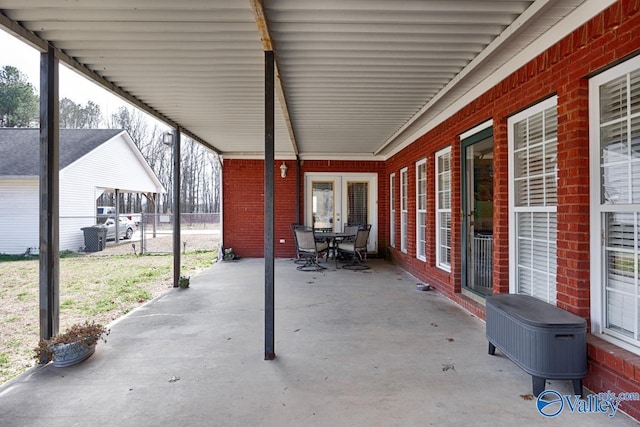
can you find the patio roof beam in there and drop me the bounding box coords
[38,46,60,359]
[0,13,220,155]
[251,0,299,156]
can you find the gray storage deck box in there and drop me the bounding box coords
[486,294,587,396]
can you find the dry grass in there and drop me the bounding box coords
[0,248,217,385]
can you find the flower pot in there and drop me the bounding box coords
[50,341,96,367]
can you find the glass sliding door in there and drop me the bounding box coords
[462,128,494,296]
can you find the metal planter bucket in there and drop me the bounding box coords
[50,341,96,368]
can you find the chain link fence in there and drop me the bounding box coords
[55,213,220,256]
[139,213,220,254]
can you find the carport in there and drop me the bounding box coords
[0,0,616,360]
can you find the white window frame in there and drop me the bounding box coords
[436,147,452,271]
[508,95,558,304]
[390,173,396,248]
[590,54,640,354]
[416,159,427,261]
[400,167,408,253]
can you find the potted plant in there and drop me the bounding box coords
[34,321,109,367]
[222,247,236,261]
[178,275,190,288]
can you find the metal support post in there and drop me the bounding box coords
[39,47,60,361]
[173,128,181,287]
[265,50,276,360]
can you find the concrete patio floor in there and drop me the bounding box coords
[0,258,637,426]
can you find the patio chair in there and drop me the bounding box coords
[330,223,361,262]
[343,223,360,241]
[337,224,371,270]
[294,227,329,271]
[291,224,312,264]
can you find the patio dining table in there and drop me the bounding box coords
[315,231,356,268]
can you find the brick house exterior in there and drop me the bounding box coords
[223,1,640,420]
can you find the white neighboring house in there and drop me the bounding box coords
[0,128,164,254]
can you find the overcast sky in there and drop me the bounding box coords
[0,29,128,119]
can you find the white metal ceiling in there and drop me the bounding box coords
[0,0,611,160]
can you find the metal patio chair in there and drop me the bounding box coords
[342,223,360,241]
[294,227,329,271]
[291,224,312,264]
[337,224,371,270]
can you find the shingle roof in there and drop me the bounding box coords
[0,128,124,176]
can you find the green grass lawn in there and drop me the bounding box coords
[0,250,216,385]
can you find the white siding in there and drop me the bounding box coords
[0,178,93,253]
[59,162,96,250]
[59,134,162,251]
[0,179,39,254]
[64,134,162,200]
[0,134,162,254]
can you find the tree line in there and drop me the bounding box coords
[0,65,221,215]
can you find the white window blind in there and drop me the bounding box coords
[591,61,640,348]
[436,147,452,271]
[416,160,427,261]
[400,167,408,253]
[509,97,558,304]
[390,173,396,248]
[347,182,368,225]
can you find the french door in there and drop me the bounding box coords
[304,173,377,253]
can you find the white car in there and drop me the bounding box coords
[103,217,135,241]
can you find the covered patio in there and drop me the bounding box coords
[0,259,635,425]
[2,0,640,422]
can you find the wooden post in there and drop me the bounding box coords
[39,47,60,360]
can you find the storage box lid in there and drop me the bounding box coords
[486,294,586,328]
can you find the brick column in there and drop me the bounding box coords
[492,117,510,294]
[556,78,590,318]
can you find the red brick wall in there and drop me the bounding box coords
[587,335,640,421]
[384,0,640,415]
[223,159,385,258]
[222,159,298,258]
[223,1,640,416]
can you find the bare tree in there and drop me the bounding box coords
[95,105,220,216]
[180,137,219,214]
[59,98,102,128]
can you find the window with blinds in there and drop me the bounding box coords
[508,97,558,304]
[436,147,452,271]
[416,159,427,261]
[400,167,408,253]
[591,58,640,348]
[390,173,396,248]
[347,182,368,225]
